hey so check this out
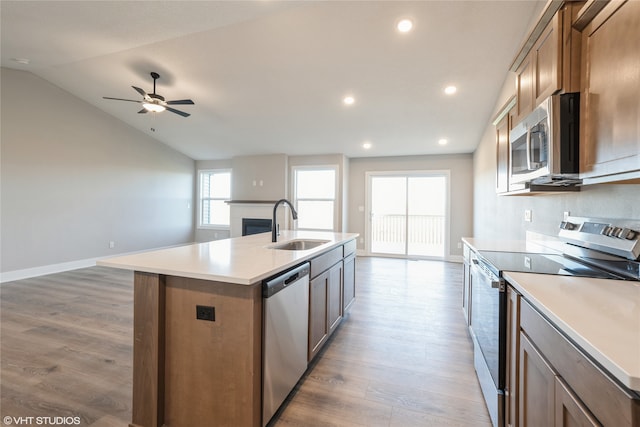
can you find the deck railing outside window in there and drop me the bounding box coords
[371,214,445,256]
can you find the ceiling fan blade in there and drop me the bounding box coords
[165,106,190,117]
[103,97,142,103]
[166,99,194,105]
[138,109,148,114]
[132,86,148,97]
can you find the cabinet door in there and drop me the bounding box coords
[534,12,562,105]
[555,377,602,427]
[506,287,521,427]
[519,332,556,427]
[462,260,472,326]
[327,261,343,334]
[308,271,328,361]
[514,53,535,124]
[496,113,510,194]
[343,254,356,313]
[581,0,640,181]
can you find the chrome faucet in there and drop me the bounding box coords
[272,199,298,242]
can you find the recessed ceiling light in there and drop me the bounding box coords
[438,138,448,146]
[397,19,413,33]
[444,86,457,95]
[363,141,372,149]
[343,96,355,105]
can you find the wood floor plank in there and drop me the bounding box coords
[1,259,490,427]
[273,257,491,426]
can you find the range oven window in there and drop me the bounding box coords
[470,261,506,390]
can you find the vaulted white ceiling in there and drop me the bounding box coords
[1,1,542,160]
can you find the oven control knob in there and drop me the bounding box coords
[560,221,576,230]
[609,227,622,237]
[601,226,613,236]
[619,228,637,240]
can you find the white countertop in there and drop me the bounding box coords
[504,271,640,392]
[98,230,358,285]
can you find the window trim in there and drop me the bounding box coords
[197,168,232,230]
[291,165,339,232]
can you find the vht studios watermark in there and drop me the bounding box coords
[3,416,81,426]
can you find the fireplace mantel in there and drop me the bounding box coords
[228,201,289,237]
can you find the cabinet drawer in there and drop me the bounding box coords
[521,300,640,427]
[343,239,357,257]
[309,246,342,279]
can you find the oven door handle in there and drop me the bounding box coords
[472,258,505,291]
[526,127,533,171]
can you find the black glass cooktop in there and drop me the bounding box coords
[477,251,628,280]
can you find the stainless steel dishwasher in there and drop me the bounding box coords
[262,262,310,426]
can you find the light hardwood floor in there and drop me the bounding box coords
[1,257,490,427]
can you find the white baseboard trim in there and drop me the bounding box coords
[0,242,195,284]
[0,257,100,284]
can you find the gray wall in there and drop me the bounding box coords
[348,154,474,260]
[231,154,288,201]
[1,68,195,275]
[473,76,640,240]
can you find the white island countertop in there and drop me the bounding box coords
[504,271,640,392]
[98,230,358,285]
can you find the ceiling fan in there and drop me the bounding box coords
[103,72,194,117]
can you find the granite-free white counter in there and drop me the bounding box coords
[98,230,358,285]
[504,271,640,393]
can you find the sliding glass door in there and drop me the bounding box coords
[368,172,448,258]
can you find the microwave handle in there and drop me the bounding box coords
[526,127,533,171]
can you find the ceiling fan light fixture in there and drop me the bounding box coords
[143,102,166,113]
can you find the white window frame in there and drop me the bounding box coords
[197,169,231,230]
[364,169,450,260]
[292,165,339,232]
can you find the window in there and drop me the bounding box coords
[293,166,337,231]
[198,169,231,228]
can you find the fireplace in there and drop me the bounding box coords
[242,218,273,236]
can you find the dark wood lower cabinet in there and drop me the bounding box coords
[308,242,357,362]
[308,270,329,361]
[508,290,640,427]
[343,253,356,312]
[327,261,343,334]
[506,286,520,427]
[555,377,601,427]
[519,332,556,427]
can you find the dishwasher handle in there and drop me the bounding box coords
[263,262,310,298]
[284,272,299,285]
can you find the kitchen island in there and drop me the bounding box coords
[99,230,358,427]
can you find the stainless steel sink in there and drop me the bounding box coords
[270,239,329,251]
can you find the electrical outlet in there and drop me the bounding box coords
[564,211,570,221]
[196,305,215,322]
[457,242,462,249]
[524,210,532,222]
[109,241,115,249]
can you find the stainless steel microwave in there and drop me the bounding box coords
[509,92,580,185]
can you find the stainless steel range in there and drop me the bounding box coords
[469,216,640,427]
